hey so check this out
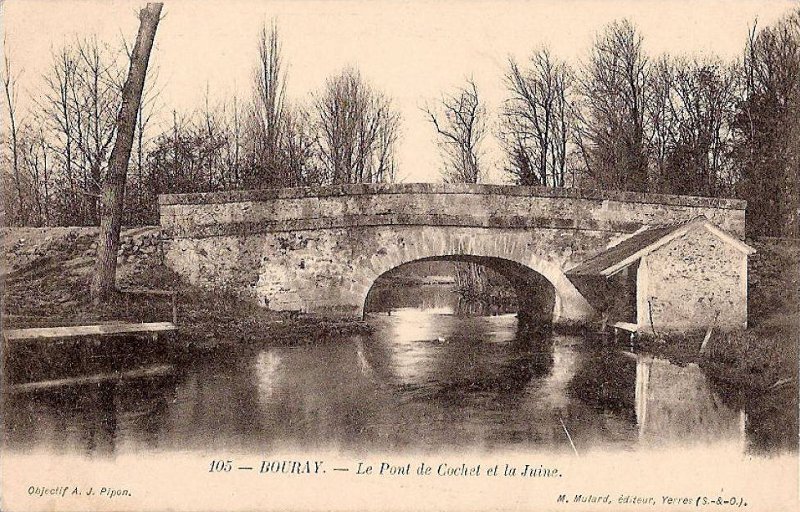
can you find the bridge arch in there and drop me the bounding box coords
[348,229,594,323]
[363,255,558,324]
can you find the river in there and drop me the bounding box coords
[2,285,796,457]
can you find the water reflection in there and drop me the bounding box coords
[365,283,517,317]
[363,308,522,386]
[569,347,750,450]
[365,284,458,314]
[2,287,796,456]
[3,379,174,457]
[634,357,746,449]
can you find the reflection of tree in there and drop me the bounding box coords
[5,335,176,384]
[60,384,116,456]
[114,380,173,449]
[3,374,181,456]
[365,283,458,313]
[741,385,799,454]
[452,261,516,309]
[497,330,555,392]
[705,369,799,454]
[455,295,517,316]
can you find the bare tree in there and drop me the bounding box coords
[657,58,738,196]
[200,86,223,190]
[125,59,162,224]
[91,2,162,301]
[145,105,239,200]
[576,19,650,192]
[36,39,124,224]
[500,49,574,187]
[424,78,485,183]
[72,38,125,222]
[281,104,320,186]
[1,41,25,224]
[314,67,400,184]
[646,56,675,190]
[38,47,78,221]
[423,79,488,296]
[223,93,244,188]
[248,20,288,187]
[232,95,244,187]
[20,127,53,225]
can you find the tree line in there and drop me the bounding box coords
[2,11,798,237]
[1,21,400,228]
[426,12,798,238]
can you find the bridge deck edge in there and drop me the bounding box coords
[157,183,747,210]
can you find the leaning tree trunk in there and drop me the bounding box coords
[90,3,162,302]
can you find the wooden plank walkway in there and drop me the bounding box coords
[3,321,177,342]
[5,364,175,395]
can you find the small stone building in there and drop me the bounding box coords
[567,216,755,333]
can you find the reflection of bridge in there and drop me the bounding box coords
[159,183,748,328]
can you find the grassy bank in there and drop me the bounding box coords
[1,227,370,347]
[633,317,798,391]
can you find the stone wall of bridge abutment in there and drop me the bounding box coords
[157,183,747,322]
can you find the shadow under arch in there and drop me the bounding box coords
[363,255,557,327]
[349,230,595,323]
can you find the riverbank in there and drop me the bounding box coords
[623,236,799,453]
[629,318,799,454]
[631,236,799,386]
[633,317,798,393]
[1,227,370,347]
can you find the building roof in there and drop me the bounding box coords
[567,216,755,277]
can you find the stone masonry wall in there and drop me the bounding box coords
[640,228,748,331]
[158,183,748,321]
[164,225,600,321]
[1,226,164,294]
[2,226,163,273]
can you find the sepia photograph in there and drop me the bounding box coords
[0,1,798,510]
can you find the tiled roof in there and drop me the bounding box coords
[567,216,752,277]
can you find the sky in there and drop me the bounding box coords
[1,0,796,183]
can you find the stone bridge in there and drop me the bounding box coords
[158,183,746,325]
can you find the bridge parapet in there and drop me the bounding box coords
[159,183,746,239]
